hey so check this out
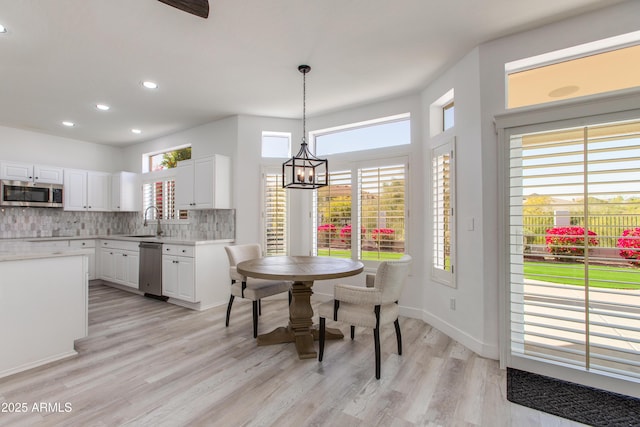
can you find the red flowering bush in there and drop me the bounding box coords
[317,224,336,247]
[618,228,640,264]
[545,226,598,258]
[372,228,395,243]
[340,225,365,248]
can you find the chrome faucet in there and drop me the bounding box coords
[143,206,163,237]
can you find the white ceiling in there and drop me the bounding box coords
[0,0,626,146]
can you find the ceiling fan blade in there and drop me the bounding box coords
[158,0,209,19]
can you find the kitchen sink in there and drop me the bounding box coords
[125,234,157,238]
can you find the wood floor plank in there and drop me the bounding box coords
[0,284,586,426]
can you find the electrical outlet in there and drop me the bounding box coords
[450,298,456,310]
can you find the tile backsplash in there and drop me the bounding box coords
[0,207,235,240]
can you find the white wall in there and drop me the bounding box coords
[120,116,238,173]
[420,48,491,356]
[0,125,122,171]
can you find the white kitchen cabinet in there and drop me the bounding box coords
[162,244,195,302]
[175,155,231,210]
[1,161,64,184]
[98,240,140,290]
[69,239,96,280]
[64,169,111,211]
[159,242,230,310]
[111,171,139,211]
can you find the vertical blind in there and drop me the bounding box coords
[263,172,287,256]
[509,118,640,381]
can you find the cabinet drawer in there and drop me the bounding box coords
[163,244,194,257]
[100,240,140,251]
[69,239,96,248]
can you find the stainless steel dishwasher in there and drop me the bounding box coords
[138,242,167,301]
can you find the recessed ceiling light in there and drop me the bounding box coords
[62,121,75,127]
[131,129,142,134]
[0,25,7,33]
[96,103,110,111]
[142,81,158,89]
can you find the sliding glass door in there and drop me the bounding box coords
[507,117,640,385]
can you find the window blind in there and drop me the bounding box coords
[314,170,352,258]
[359,164,406,261]
[263,172,287,256]
[509,119,640,381]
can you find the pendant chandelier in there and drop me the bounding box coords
[282,65,328,189]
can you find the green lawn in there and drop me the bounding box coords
[524,261,640,290]
[316,249,404,261]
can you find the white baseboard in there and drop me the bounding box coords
[421,310,499,360]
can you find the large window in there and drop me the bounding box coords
[314,163,406,261]
[507,117,640,386]
[263,170,287,256]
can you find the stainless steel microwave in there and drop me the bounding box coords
[0,180,64,208]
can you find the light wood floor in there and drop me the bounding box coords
[0,284,586,427]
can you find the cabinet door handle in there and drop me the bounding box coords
[123,254,128,257]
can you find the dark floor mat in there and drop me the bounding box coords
[507,368,640,427]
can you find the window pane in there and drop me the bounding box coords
[147,147,192,172]
[359,165,406,261]
[507,44,640,109]
[315,170,352,258]
[315,117,410,156]
[262,133,290,158]
[443,102,455,130]
[264,172,287,256]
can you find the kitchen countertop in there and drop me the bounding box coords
[0,241,94,262]
[0,235,235,262]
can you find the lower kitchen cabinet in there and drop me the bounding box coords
[98,240,139,289]
[69,239,96,280]
[161,242,229,309]
[162,247,195,302]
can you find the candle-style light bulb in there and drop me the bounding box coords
[308,169,314,183]
[297,169,304,182]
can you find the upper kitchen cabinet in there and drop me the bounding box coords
[64,169,111,211]
[0,161,64,184]
[111,171,139,212]
[175,155,231,210]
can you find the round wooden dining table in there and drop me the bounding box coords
[237,255,364,359]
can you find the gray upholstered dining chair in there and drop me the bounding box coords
[318,255,412,379]
[224,244,291,338]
